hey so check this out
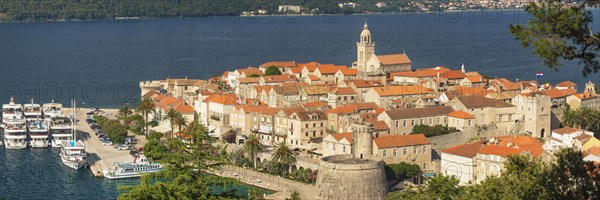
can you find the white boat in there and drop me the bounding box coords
[103,155,162,179]
[23,99,43,121]
[28,119,49,148]
[2,116,28,149]
[50,117,73,148]
[1,97,24,122]
[43,101,64,119]
[60,140,87,169]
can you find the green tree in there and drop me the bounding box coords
[510,1,600,76]
[386,162,421,181]
[243,133,264,169]
[248,73,260,77]
[119,104,132,118]
[135,97,155,136]
[163,108,179,139]
[412,124,428,134]
[173,113,188,139]
[264,66,282,76]
[271,141,296,176]
[543,148,600,200]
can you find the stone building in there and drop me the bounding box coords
[512,92,552,138]
[377,106,454,135]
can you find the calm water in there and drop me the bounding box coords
[1,9,600,199]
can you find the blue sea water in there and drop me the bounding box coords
[0,9,600,199]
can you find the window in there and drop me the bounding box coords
[420,119,424,124]
[508,114,513,121]
[305,124,308,128]
[313,123,316,128]
[413,147,417,154]
[429,118,432,124]
[383,150,387,157]
[423,146,427,154]
[343,146,346,153]
[393,149,398,156]
[468,120,472,126]
[396,121,399,128]
[411,120,415,126]
[403,148,407,155]
[333,144,336,150]
[305,132,308,136]
[320,123,323,127]
[499,115,503,121]
[422,163,427,170]
[403,120,407,127]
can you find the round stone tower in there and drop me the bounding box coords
[316,123,388,200]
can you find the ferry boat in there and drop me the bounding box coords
[43,101,64,119]
[2,116,28,149]
[28,119,49,148]
[103,155,162,179]
[60,140,87,169]
[1,97,24,121]
[50,117,73,148]
[23,99,43,121]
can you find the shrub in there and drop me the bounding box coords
[225,131,237,144]
[386,162,421,181]
[264,66,282,76]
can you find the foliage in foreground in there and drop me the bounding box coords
[119,119,263,199]
[387,148,600,200]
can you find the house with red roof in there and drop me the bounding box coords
[364,85,432,108]
[373,134,432,171]
[314,65,348,84]
[566,91,600,110]
[556,81,577,91]
[322,132,353,157]
[259,61,297,74]
[150,94,195,129]
[334,68,358,82]
[196,94,237,135]
[440,140,485,185]
[326,87,357,108]
[447,110,475,130]
[447,95,517,135]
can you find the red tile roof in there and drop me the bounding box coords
[260,61,297,68]
[204,94,237,105]
[377,54,411,65]
[552,127,585,135]
[390,66,449,78]
[442,140,485,158]
[556,81,577,87]
[448,110,475,119]
[573,92,599,100]
[338,68,358,76]
[261,74,296,83]
[317,65,348,74]
[478,145,524,158]
[374,134,430,149]
[303,101,328,107]
[331,132,353,143]
[542,88,577,99]
[334,87,356,95]
[440,70,466,79]
[351,80,384,88]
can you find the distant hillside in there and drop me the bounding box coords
[0,0,420,22]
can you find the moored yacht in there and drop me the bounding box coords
[50,117,73,148]
[2,116,28,149]
[103,155,162,179]
[1,97,23,124]
[43,101,64,119]
[28,119,49,148]
[23,99,43,121]
[60,140,87,169]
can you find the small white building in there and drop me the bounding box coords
[547,127,594,151]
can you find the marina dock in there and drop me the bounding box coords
[65,108,139,177]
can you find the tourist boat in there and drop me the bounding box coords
[2,116,28,149]
[103,155,162,179]
[60,140,87,169]
[2,97,27,149]
[28,119,49,148]
[42,101,64,119]
[23,99,43,121]
[50,117,73,148]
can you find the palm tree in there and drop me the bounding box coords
[243,133,264,169]
[135,97,155,136]
[163,108,179,138]
[119,104,132,118]
[562,104,578,128]
[271,141,296,176]
[173,114,188,140]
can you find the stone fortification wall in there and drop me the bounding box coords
[316,154,387,200]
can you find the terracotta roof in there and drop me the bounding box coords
[331,132,353,143]
[442,140,485,158]
[372,85,431,96]
[222,71,229,77]
[238,77,260,84]
[573,92,599,100]
[454,95,514,109]
[260,61,297,68]
[334,87,356,95]
[259,107,281,116]
[317,65,348,74]
[175,130,193,140]
[371,120,390,131]
[290,67,303,74]
[556,81,577,87]
[308,74,321,81]
[338,68,358,76]
[465,76,484,83]
[486,91,519,100]
[374,134,430,149]
[448,110,475,119]
[383,106,454,120]
[234,105,268,113]
[205,94,237,105]
[154,94,194,114]
[587,146,600,156]
[280,107,307,116]
[351,80,384,88]
[391,66,450,78]
[297,62,322,72]
[377,54,411,65]
[478,145,524,158]
[495,135,545,158]
[439,70,466,79]
[552,127,585,135]
[303,85,336,95]
[292,110,326,121]
[236,67,263,76]
[573,133,593,143]
[325,102,380,115]
[542,88,577,99]
[261,74,296,83]
[454,86,493,97]
[254,85,273,93]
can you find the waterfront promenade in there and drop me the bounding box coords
[65,108,139,177]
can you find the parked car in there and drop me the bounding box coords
[102,140,113,146]
[116,144,129,150]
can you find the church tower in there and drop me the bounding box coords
[356,21,375,73]
[585,81,596,94]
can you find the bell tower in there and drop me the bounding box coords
[356,21,375,73]
[585,81,596,94]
